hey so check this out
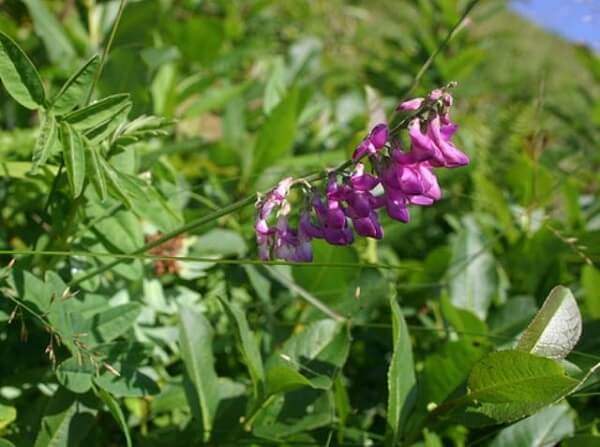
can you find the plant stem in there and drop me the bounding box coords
[85,0,128,105]
[401,0,482,100]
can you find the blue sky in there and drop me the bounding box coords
[511,0,600,50]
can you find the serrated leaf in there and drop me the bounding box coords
[489,402,574,447]
[34,388,96,447]
[51,55,100,114]
[63,94,131,131]
[218,297,265,398]
[56,357,95,394]
[59,123,86,197]
[178,306,220,441]
[31,113,57,171]
[516,286,582,359]
[386,298,416,445]
[0,31,46,109]
[96,389,132,447]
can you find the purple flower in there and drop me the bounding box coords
[352,123,389,161]
[307,178,355,245]
[273,217,313,262]
[403,117,469,168]
[397,97,424,111]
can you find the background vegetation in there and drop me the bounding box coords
[0,0,599,445]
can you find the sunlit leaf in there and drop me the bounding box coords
[0,31,46,109]
[516,286,582,360]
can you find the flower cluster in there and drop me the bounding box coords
[255,85,469,262]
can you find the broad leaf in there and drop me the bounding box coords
[265,365,330,395]
[55,357,95,394]
[0,31,46,109]
[489,402,574,447]
[178,306,220,441]
[386,298,416,445]
[218,298,265,398]
[59,123,86,197]
[86,303,142,345]
[34,389,96,447]
[467,351,579,422]
[51,55,100,114]
[516,286,582,359]
[31,113,57,171]
[64,94,131,131]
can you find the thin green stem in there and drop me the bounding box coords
[0,249,419,272]
[401,0,481,100]
[85,0,128,105]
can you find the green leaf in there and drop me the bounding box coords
[86,145,107,200]
[488,296,537,338]
[0,404,16,430]
[31,113,57,171]
[59,123,86,197]
[250,87,299,177]
[467,351,579,422]
[86,303,142,345]
[516,286,582,359]
[582,265,600,319]
[263,57,286,114]
[0,31,46,109]
[386,298,416,445]
[447,216,505,320]
[51,55,100,114]
[63,94,131,132]
[96,388,133,447]
[218,298,265,398]
[182,81,250,118]
[266,318,349,395]
[34,388,96,447]
[178,306,220,441]
[441,292,488,336]
[56,357,95,394]
[92,341,160,397]
[265,365,330,395]
[22,0,76,65]
[0,439,16,447]
[489,402,574,447]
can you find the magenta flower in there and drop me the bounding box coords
[254,84,470,262]
[352,123,389,161]
[273,217,313,262]
[403,117,469,168]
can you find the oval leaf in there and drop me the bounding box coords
[56,357,94,394]
[0,31,46,109]
[516,286,582,359]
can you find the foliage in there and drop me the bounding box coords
[0,0,599,446]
